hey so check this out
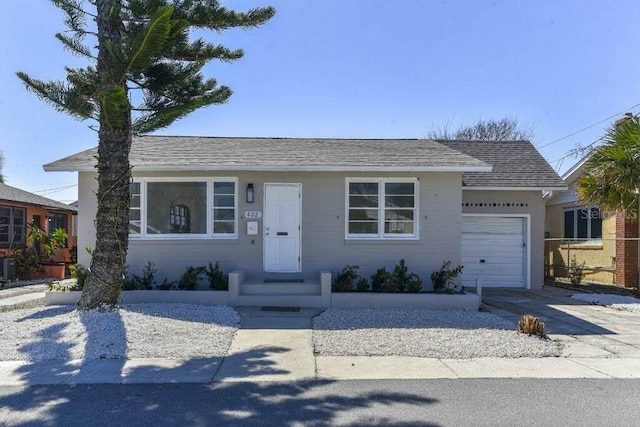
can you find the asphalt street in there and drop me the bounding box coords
[1,379,639,426]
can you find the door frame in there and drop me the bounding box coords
[461,213,530,289]
[263,182,302,273]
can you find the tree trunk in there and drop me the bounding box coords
[78,0,131,310]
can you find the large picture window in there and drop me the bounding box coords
[0,206,26,246]
[563,206,602,239]
[346,179,417,239]
[129,179,237,239]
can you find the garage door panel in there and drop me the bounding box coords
[461,216,526,288]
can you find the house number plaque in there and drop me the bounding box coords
[245,211,262,219]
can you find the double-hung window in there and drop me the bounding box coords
[129,179,237,239]
[0,206,26,247]
[563,206,602,240]
[346,178,418,239]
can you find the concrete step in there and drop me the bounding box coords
[240,282,321,296]
[0,292,46,313]
[234,294,327,308]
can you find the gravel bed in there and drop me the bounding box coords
[0,304,239,361]
[572,293,640,313]
[313,308,561,358]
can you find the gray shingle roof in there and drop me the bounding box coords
[0,183,77,212]
[437,140,566,189]
[44,136,491,172]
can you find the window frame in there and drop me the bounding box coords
[345,177,419,240]
[562,206,602,240]
[130,177,238,240]
[0,205,27,247]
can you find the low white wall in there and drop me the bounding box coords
[45,290,230,306]
[331,292,480,310]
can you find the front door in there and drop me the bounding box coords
[264,183,301,272]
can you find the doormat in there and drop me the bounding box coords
[261,306,301,312]
[263,279,304,283]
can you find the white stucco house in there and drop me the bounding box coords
[44,136,565,306]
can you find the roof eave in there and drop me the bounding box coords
[463,186,569,191]
[45,165,493,173]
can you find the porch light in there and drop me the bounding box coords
[246,183,254,203]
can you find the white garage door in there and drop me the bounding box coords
[461,216,526,288]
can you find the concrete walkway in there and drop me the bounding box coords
[0,283,48,313]
[2,285,640,385]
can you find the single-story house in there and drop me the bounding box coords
[544,154,639,287]
[44,136,565,303]
[0,183,77,252]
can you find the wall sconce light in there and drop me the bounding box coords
[246,183,254,204]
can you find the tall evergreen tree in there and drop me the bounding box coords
[17,0,275,309]
[0,150,4,183]
[577,118,640,216]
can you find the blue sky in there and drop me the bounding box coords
[1,0,639,204]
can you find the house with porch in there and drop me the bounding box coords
[44,136,565,306]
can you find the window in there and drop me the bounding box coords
[213,181,236,235]
[0,206,26,247]
[129,179,237,239]
[48,213,68,233]
[130,182,141,235]
[347,179,417,239]
[563,206,602,239]
[147,182,206,235]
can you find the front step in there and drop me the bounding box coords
[234,294,328,308]
[241,282,321,296]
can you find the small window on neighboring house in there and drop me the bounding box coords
[563,206,602,239]
[346,179,418,239]
[48,213,68,234]
[0,206,26,247]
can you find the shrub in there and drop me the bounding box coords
[431,261,463,292]
[518,314,547,338]
[355,277,369,292]
[156,278,176,290]
[333,265,364,292]
[122,262,157,290]
[12,248,39,280]
[68,264,88,290]
[205,262,228,290]
[178,266,206,290]
[568,257,585,286]
[370,267,392,292]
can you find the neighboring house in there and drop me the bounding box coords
[0,183,77,257]
[544,154,639,287]
[45,136,565,302]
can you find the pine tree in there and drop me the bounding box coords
[17,0,275,309]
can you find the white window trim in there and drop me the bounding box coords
[562,205,603,241]
[345,177,419,240]
[130,177,238,240]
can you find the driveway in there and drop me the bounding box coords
[483,286,640,359]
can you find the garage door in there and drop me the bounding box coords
[461,216,526,288]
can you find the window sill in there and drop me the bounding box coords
[559,240,603,250]
[129,236,239,244]
[345,238,420,245]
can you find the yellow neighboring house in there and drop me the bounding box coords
[544,155,638,287]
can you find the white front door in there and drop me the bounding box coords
[264,183,301,272]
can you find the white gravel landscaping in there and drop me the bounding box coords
[0,304,239,361]
[572,293,640,313]
[313,308,561,358]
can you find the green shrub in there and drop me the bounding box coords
[122,262,157,290]
[355,277,369,292]
[156,278,176,290]
[333,265,364,292]
[68,264,88,290]
[11,248,38,280]
[431,261,464,292]
[370,267,392,292]
[205,262,228,290]
[178,266,205,290]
